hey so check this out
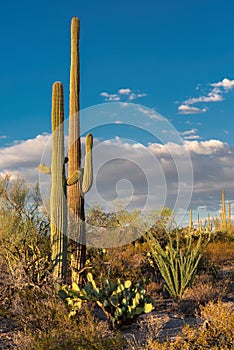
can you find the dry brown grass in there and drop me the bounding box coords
[204,241,234,264]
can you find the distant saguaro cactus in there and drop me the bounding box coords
[189,209,193,230]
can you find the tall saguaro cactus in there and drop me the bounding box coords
[68,17,86,283]
[39,18,93,284]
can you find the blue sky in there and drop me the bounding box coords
[0,0,234,143]
[0,0,234,225]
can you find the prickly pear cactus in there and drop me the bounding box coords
[60,273,154,327]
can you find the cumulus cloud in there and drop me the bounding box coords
[178,105,207,114]
[1,134,233,222]
[184,88,223,105]
[118,88,131,95]
[0,134,50,166]
[178,77,234,114]
[100,88,147,102]
[211,78,234,90]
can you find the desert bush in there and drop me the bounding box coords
[182,273,228,305]
[13,291,126,350]
[211,230,234,243]
[0,175,51,308]
[87,242,155,286]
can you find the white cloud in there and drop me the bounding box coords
[184,88,223,105]
[181,128,198,136]
[181,129,200,140]
[178,77,234,115]
[100,92,120,101]
[100,88,147,102]
[183,135,201,140]
[128,92,147,100]
[118,88,131,95]
[0,134,51,183]
[183,139,229,155]
[178,105,207,114]
[1,134,233,220]
[211,78,234,90]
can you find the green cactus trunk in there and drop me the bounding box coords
[50,82,67,281]
[68,17,86,284]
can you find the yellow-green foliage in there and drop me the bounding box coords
[0,175,50,289]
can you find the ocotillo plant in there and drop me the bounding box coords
[67,16,86,284]
[39,82,67,281]
[147,229,211,298]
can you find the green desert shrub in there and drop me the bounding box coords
[0,175,51,307]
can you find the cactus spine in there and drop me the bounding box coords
[50,82,67,281]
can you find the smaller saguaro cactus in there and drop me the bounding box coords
[38,82,67,281]
[38,81,93,282]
